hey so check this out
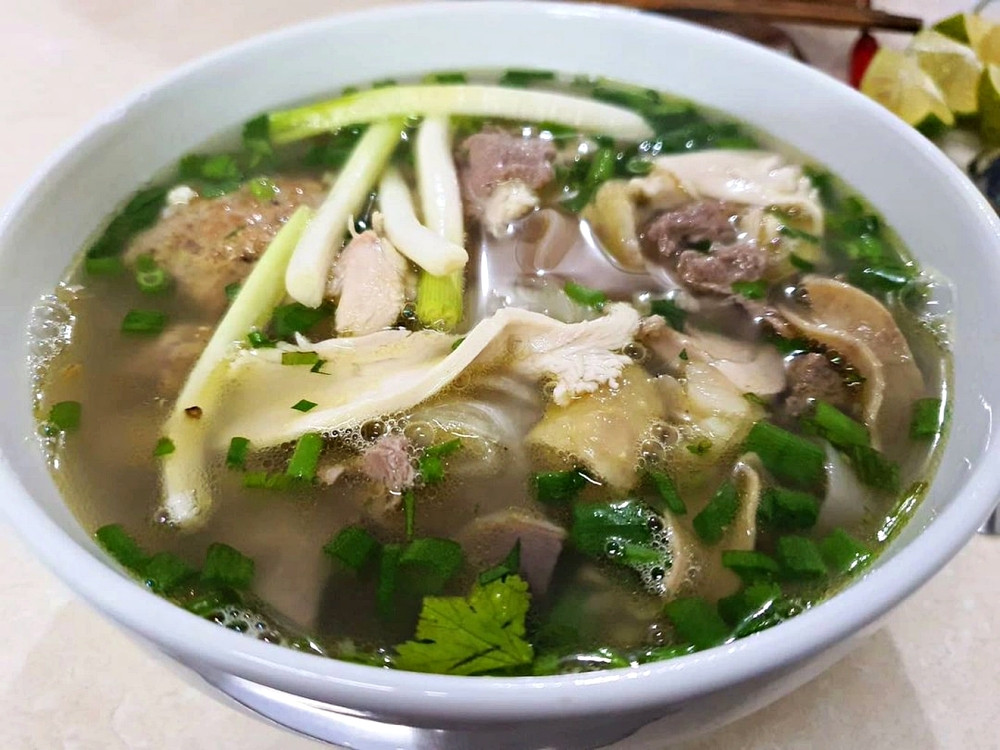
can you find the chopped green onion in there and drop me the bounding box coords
[848,263,913,294]
[649,298,686,330]
[242,471,292,490]
[247,329,275,348]
[422,71,468,84]
[47,400,82,432]
[648,470,686,515]
[94,524,147,572]
[242,113,273,167]
[846,444,900,492]
[731,280,768,300]
[225,437,250,469]
[500,68,556,87]
[776,535,827,581]
[623,156,654,175]
[324,526,381,571]
[133,254,171,294]
[803,401,869,449]
[664,597,730,651]
[564,281,607,310]
[584,147,617,188]
[248,176,277,200]
[309,358,328,374]
[686,437,712,455]
[201,543,255,589]
[692,480,739,544]
[571,500,656,560]
[533,469,588,505]
[281,351,321,366]
[286,432,323,481]
[85,256,125,275]
[721,549,779,582]
[85,186,167,260]
[371,78,398,89]
[224,282,241,303]
[398,537,465,595]
[143,552,197,594]
[403,490,416,541]
[478,540,522,586]
[717,581,783,633]
[679,348,689,361]
[121,309,166,335]
[789,253,816,272]
[757,487,820,531]
[291,399,317,413]
[910,398,945,440]
[270,302,333,339]
[425,438,462,458]
[743,421,826,492]
[377,543,403,619]
[152,437,175,457]
[819,528,872,575]
[743,392,768,407]
[779,225,821,244]
[450,337,466,352]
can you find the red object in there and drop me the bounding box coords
[850,31,880,88]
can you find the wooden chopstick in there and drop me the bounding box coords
[609,0,923,31]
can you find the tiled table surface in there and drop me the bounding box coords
[1,1,997,748]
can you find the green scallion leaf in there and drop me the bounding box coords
[533,469,588,505]
[324,526,381,571]
[779,225,821,244]
[743,421,826,492]
[291,399,317,413]
[94,524,147,572]
[422,71,468,84]
[398,537,465,596]
[649,298,686,331]
[819,528,872,575]
[909,397,945,440]
[133,254,171,294]
[85,256,125,276]
[499,68,556,87]
[270,302,332,339]
[310,358,328,374]
[731,280,768,300]
[776,535,827,581]
[846,444,900,492]
[224,281,241,303]
[721,549,779,582]
[692,481,739,544]
[153,437,175,457]
[679,348,689,361]
[247,329,276,348]
[648,470,686,515]
[281,351,321,366]
[757,487,820,531]
[802,401,870,450]
[404,490,416,541]
[121,309,166,335]
[664,597,730,651]
[201,542,255,589]
[47,400,82,432]
[286,432,323,481]
[564,281,607,310]
[686,437,712,455]
[789,253,816,272]
[143,552,197,594]
[248,176,277,200]
[376,543,403,619]
[242,471,292,490]
[225,437,250,469]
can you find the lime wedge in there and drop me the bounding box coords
[909,30,983,116]
[860,48,955,137]
[973,21,1000,66]
[978,64,1000,144]
[933,12,991,47]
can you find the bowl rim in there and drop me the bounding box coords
[2,0,1000,723]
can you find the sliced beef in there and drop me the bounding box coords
[676,241,767,294]
[124,177,326,317]
[643,200,738,260]
[361,434,416,493]
[457,510,566,595]
[329,230,408,336]
[459,129,556,217]
[784,352,857,417]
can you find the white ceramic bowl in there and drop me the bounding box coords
[2,3,999,748]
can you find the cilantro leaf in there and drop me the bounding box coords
[393,575,534,675]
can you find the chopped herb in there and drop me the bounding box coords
[242,113,273,167]
[743,421,826,492]
[85,186,167,260]
[121,309,166,335]
[692,481,739,544]
[248,176,278,200]
[647,470,687,515]
[819,528,872,575]
[664,597,730,651]
[270,302,333,339]
[95,524,147,572]
[571,500,660,568]
[564,281,607,310]
[291,399,317,413]
[133,254,171,294]
[371,78,398,89]
[533,469,588,505]
[878,481,926,543]
[776,535,827,580]
[649,298,686,330]
[731,280,768,300]
[686,438,712,455]
[393,575,533,675]
[499,68,556,87]
[422,71,468,84]
[757,487,820,531]
[247,329,275,348]
[152,437,175,457]
[281,351,321,366]
[201,543,255,589]
[478,540,522,586]
[403,490,416,541]
[450,337,466,351]
[225,437,250,469]
[143,552,197,594]
[789,253,816,272]
[910,398,945,440]
[323,526,381,571]
[47,400,82,432]
[398,538,465,596]
[224,282,241,303]
[846,444,900,492]
[85,256,125,275]
[624,156,654,175]
[718,582,785,635]
[286,432,323,481]
[802,401,870,450]
[242,471,293,490]
[743,392,767,407]
[721,549,780,582]
[309,358,328,374]
[679,348,689,361]
[779,225,821,244]
[376,543,403,619]
[418,438,462,485]
[848,263,913,294]
[769,335,813,356]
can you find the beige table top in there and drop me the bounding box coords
[2,1,998,748]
